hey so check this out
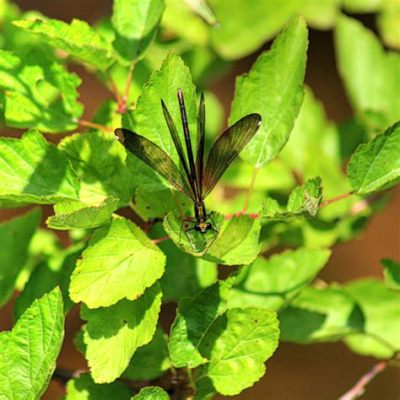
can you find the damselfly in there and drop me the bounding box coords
[115,89,261,238]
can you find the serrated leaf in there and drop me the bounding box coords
[0,288,64,400]
[0,48,83,132]
[260,178,322,221]
[59,129,137,206]
[65,373,130,400]
[230,17,308,167]
[169,278,234,368]
[204,215,261,266]
[347,121,400,194]
[229,248,331,311]
[15,244,83,318]
[82,283,162,383]
[70,217,165,308]
[123,327,170,381]
[123,54,198,167]
[381,259,400,291]
[47,196,119,230]
[157,222,217,302]
[163,211,225,257]
[131,387,169,400]
[0,209,40,307]
[344,279,400,358]
[14,18,115,70]
[279,285,364,343]
[112,0,165,62]
[280,87,350,217]
[335,15,400,129]
[195,308,279,396]
[0,130,79,206]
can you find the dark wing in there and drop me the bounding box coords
[202,114,261,198]
[115,128,194,199]
[196,92,206,196]
[161,99,192,187]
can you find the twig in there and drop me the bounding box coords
[152,235,170,244]
[108,77,124,107]
[242,167,259,212]
[224,211,259,220]
[118,60,136,114]
[74,118,113,132]
[319,192,354,208]
[339,360,388,400]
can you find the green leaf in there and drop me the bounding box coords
[229,248,331,311]
[14,18,115,70]
[134,187,190,220]
[65,373,131,400]
[344,279,400,358]
[158,224,217,302]
[0,288,64,400]
[208,0,297,59]
[59,128,137,206]
[0,209,41,307]
[260,178,322,221]
[0,48,83,132]
[347,121,400,194]
[123,327,170,381]
[0,130,79,206]
[70,217,165,308]
[185,0,217,26]
[230,17,308,167]
[342,0,382,12]
[381,259,400,291]
[163,211,224,256]
[15,244,83,318]
[82,283,162,383]
[123,54,197,167]
[335,15,400,129]
[378,4,400,49]
[280,87,351,217]
[169,278,234,368]
[195,308,279,396]
[111,0,165,62]
[131,387,169,400]
[279,285,364,343]
[162,0,209,46]
[204,215,261,266]
[46,196,119,230]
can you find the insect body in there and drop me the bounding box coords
[115,89,261,237]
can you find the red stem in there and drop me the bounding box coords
[319,192,354,208]
[75,118,112,132]
[339,360,388,400]
[152,235,170,244]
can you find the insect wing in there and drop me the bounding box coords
[196,92,206,195]
[202,114,261,198]
[115,128,194,199]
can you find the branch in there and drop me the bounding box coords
[339,360,388,400]
[319,192,354,208]
[74,118,113,133]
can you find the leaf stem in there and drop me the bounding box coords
[152,235,170,244]
[224,211,259,220]
[339,360,388,400]
[74,118,113,133]
[242,166,259,212]
[120,60,136,113]
[319,191,354,208]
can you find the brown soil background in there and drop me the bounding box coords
[0,1,399,399]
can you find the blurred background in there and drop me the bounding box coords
[0,0,399,399]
